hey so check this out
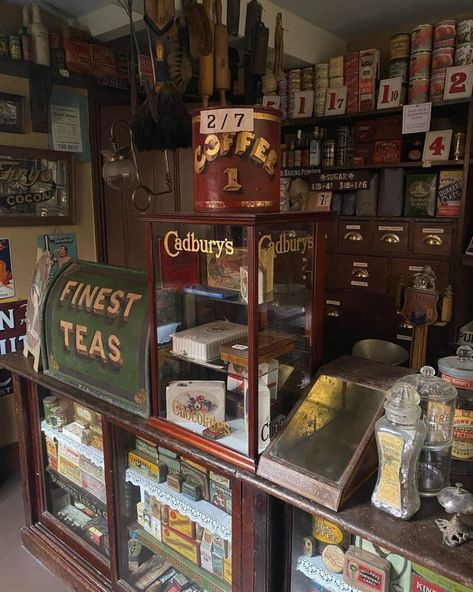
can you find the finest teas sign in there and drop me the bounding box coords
[42,261,150,417]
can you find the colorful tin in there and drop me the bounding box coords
[390,34,410,60]
[457,19,473,45]
[429,71,447,102]
[192,106,280,212]
[410,51,432,79]
[409,78,430,104]
[455,42,473,66]
[9,35,22,60]
[329,55,344,78]
[432,47,455,71]
[411,24,434,52]
[389,58,409,82]
[434,20,457,49]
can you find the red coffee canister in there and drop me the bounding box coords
[192,106,281,212]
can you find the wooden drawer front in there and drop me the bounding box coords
[337,221,371,253]
[334,255,388,294]
[389,259,450,297]
[324,220,337,252]
[374,222,409,254]
[412,223,453,257]
[325,253,334,289]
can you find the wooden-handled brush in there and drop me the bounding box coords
[214,0,230,105]
[199,0,214,107]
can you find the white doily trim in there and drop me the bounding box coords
[296,555,358,592]
[125,467,232,540]
[41,421,104,469]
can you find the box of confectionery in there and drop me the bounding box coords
[172,320,247,361]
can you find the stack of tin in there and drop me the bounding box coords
[455,19,473,66]
[430,20,457,103]
[278,77,288,120]
[336,125,354,167]
[329,55,344,88]
[409,24,433,104]
[301,66,315,91]
[314,62,329,116]
[389,33,410,104]
[288,69,301,118]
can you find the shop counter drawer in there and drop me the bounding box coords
[333,254,388,295]
[323,220,337,253]
[324,253,334,289]
[412,222,453,258]
[337,221,371,253]
[373,221,409,254]
[389,259,450,297]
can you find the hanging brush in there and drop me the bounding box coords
[183,0,213,58]
[273,12,285,82]
[132,4,192,151]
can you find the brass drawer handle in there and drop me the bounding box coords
[344,231,363,241]
[352,268,369,279]
[326,309,340,318]
[423,234,443,247]
[380,233,400,244]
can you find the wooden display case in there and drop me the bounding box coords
[143,212,328,472]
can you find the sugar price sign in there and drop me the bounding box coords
[310,170,370,192]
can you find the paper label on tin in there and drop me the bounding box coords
[200,108,254,134]
[326,300,340,306]
[346,225,361,230]
[409,266,424,272]
[423,228,445,234]
[378,226,404,232]
[321,545,345,573]
[351,281,368,287]
[375,432,404,511]
[353,262,368,267]
[452,410,473,460]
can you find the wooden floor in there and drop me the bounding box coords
[0,473,67,591]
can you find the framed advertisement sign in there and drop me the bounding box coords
[0,92,24,134]
[41,261,150,417]
[0,146,75,226]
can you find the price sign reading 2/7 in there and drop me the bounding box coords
[200,109,255,134]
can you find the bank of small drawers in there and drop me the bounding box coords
[336,219,453,257]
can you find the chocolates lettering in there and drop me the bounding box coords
[163,230,234,258]
[194,131,278,176]
[172,400,231,436]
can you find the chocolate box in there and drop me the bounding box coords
[57,454,81,485]
[372,140,402,163]
[172,321,247,362]
[359,49,380,112]
[344,545,391,592]
[162,525,201,565]
[128,450,168,483]
[168,509,196,538]
[355,120,377,143]
[209,478,232,514]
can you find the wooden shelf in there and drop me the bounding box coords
[281,161,464,176]
[462,256,473,267]
[45,466,107,518]
[282,98,472,127]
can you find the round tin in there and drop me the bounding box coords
[409,78,429,104]
[434,20,457,49]
[390,33,410,60]
[322,545,345,574]
[429,70,446,102]
[411,24,434,52]
[329,56,344,78]
[330,76,344,88]
[315,62,329,74]
[389,57,409,81]
[455,42,473,66]
[410,51,432,80]
[432,47,454,71]
[457,19,473,45]
[43,396,59,424]
[315,78,329,89]
[192,106,281,212]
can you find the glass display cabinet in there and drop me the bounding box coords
[144,212,328,471]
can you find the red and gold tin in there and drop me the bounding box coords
[434,20,457,48]
[429,70,446,102]
[432,47,454,71]
[192,107,281,213]
[390,34,410,60]
[409,78,429,104]
[409,51,432,79]
[411,24,434,52]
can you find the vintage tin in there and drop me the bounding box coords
[192,106,280,212]
[429,70,447,102]
[452,132,466,160]
[457,19,473,45]
[432,47,454,71]
[322,140,335,168]
[408,78,430,104]
[162,526,201,565]
[359,49,380,112]
[9,35,22,60]
[329,55,344,78]
[301,67,315,91]
[372,140,401,163]
[434,20,457,49]
[344,545,391,592]
[455,42,473,66]
[390,33,410,60]
[330,76,344,89]
[43,396,59,424]
[315,62,329,77]
[409,51,432,80]
[322,544,345,573]
[390,57,409,81]
[0,33,9,57]
[436,170,463,217]
[51,406,67,430]
[411,24,434,52]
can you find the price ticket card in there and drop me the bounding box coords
[402,102,432,134]
[200,109,254,134]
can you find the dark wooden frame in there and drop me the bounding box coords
[0,145,75,226]
[143,211,329,473]
[0,91,24,133]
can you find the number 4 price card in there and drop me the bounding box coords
[422,130,453,162]
[377,77,403,109]
[444,65,473,101]
[200,108,255,134]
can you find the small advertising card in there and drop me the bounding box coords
[0,239,15,300]
[37,232,78,280]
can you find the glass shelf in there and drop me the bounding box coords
[296,555,357,592]
[41,420,104,468]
